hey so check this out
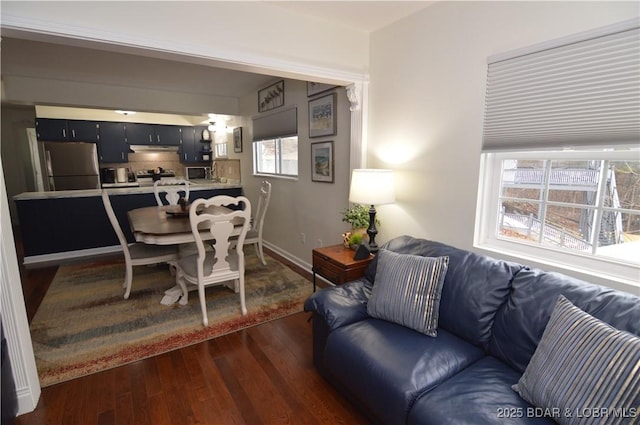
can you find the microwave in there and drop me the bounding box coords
[185,166,211,180]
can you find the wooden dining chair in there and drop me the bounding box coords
[101,190,179,299]
[174,195,251,326]
[243,180,272,265]
[153,179,190,206]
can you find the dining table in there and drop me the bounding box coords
[127,204,241,245]
[127,204,244,305]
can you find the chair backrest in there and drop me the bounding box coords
[252,180,272,233]
[101,190,131,261]
[189,195,251,279]
[154,179,190,206]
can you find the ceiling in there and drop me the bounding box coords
[269,1,434,32]
[1,1,435,118]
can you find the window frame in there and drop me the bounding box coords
[475,148,640,289]
[252,136,299,179]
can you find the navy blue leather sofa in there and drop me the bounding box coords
[304,236,640,425]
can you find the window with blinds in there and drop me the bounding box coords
[252,106,298,178]
[475,19,640,289]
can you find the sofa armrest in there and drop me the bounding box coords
[304,279,372,331]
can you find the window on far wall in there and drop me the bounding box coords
[253,136,298,177]
[475,20,639,286]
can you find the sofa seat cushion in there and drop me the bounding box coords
[323,318,484,425]
[407,356,556,425]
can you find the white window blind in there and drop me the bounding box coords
[482,19,640,151]
[252,106,297,141]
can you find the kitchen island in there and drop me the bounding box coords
[13,182,242,265]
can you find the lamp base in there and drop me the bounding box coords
[366,205,379,253]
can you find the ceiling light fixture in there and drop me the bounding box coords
[115,110,136,116]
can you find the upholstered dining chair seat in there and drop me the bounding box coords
[128,243,178,260]
[176,250,240,279]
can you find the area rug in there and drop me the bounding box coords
[29,252,312,387]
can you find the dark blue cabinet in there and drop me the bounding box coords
[36,118,99,142]
[97,122,128,163]
[125,123,181,145]
[179,126,198,162]
[180,126,211,163]
[15,187,243,259]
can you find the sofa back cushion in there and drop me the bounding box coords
[367,236,523,348]
[489,268,640,373]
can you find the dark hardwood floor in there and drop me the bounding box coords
[13,238,370,425]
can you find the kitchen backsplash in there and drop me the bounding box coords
[213,159,241,182]
[102,152,210,178]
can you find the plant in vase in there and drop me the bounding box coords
[347,232,364,250]
[341,204,380,249]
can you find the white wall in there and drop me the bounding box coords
[367,1,639,285]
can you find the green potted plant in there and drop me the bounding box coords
[347,232,364,249]
[340,204,380,249]
[341,204,379,230]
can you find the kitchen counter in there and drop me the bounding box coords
[13,181,241,200]
[13,183,243,265]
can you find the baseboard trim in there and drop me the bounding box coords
[22,246,122,267]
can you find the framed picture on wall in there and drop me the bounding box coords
[307,82,336,97]
[233,127,243,153]
[258,80,284,112]
[311,141,334,183]
[309,93,337,138]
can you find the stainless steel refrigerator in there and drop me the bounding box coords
[41,142,101,190]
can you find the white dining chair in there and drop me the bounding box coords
[153,179,190,206]
[174,195,251,326]
[101,190,179,299]
[244,180,272,265]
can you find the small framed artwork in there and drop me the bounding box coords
[307,82,336,97]
[311,141,334,183]
[233,127,243,153]
[309,93,337,138]
[258,80,284,112]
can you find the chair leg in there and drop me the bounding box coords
[239,277,247,315]
[123,262,133,299]
[255,242,266,266]
[199,284,208,326]
[176,270,189,306]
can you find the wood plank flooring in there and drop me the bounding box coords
[14,243,370,425]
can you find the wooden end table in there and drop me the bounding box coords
[312,244,375,291]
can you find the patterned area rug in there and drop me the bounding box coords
[30,252,312,387]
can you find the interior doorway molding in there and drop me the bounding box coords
[0,16,369,414]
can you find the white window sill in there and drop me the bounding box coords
[474,240,640,296]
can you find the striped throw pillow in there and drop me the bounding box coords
[367,249,449,337]
[514,295,640,425]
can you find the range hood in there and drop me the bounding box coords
[129,145,179,153]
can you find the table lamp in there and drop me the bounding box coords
[348,169,395,253]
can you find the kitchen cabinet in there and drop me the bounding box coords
[14,186,243,261]
[36,118,99,142]
[125,123,181,146]
[97,122,129,163]
[179,126,200,163]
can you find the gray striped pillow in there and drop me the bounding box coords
[514,295,640,425]
[367,249,449,337]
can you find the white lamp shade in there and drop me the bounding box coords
[349,169,395,205]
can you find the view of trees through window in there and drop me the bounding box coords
[498,159,640,263]
[253,136,298,177]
